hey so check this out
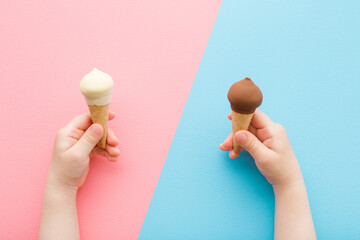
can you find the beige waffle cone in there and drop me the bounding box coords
[88,104,109,148]
[231,110,254,155]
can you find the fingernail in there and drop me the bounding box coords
[235,133,247,144]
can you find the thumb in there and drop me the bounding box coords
[234,130,272,161]
[74,124,103,156]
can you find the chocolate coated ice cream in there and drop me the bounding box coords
[227,77,263,114]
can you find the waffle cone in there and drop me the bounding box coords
[231,110,253,155]
[88,104,109,148]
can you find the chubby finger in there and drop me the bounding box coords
[251,110,273,129]
[220,133,244,159]
[229,143,244,159]
[107,128,119,146]
[234,130,274,160]
[105,144,121,157]
[229,149,240,159]
[68,112,93,131]
[219,133,233,151]
[92,147,118,162]
[227,113,232,120]
[73,124,103,157]
[248,124,257,136]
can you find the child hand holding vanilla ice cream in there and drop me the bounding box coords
[39,69,120,240]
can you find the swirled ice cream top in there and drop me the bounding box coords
[80,68,113,106]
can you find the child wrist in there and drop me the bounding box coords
[272,176,305,194]
[46,173,79,198]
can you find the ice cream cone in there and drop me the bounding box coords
[88,104,109,148]
[231,110,253,155]
[227,77,263,156]
[80,68,114,149]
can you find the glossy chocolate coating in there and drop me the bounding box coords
[227,77,263,114]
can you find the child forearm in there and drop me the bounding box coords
[273,180,316,240]
[39,185,80,240]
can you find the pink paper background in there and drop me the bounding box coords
[0,1,221,239]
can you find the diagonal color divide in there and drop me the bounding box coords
[139,0,360,239]
[0,0,222,239]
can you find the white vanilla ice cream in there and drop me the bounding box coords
[80,68,113,106]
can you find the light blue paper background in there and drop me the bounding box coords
[139,0,360,239]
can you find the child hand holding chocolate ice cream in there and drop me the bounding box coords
[220,78,316,240]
